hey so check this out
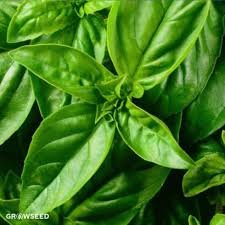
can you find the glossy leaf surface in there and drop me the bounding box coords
[140,3,224,118]
[7,0,75,42]
[222,130,225,146]
[20,103,115,213]
[73,15,106,64]
[115,100,194,169]
[182,45,225,143]
[30,26,76,118]
[183,153,225,197]
[0,63,35,145]
[108,0,210,89]
[66,166,169,225]
[0,52,13,82]
[31,14,106,117]
[2,171,21,200]
[0,0,22,50]
[188,215,201,225]
[210,214,225,225]
[83,0,113,14]
[192,137,224,161]
[10,44,114,104]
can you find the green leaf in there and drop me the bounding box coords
[32,14,107,64]
[31,74,71,118]
[66,166,169,225]
[83,0,113,14]
[30,26,76,118]
[0,0,22,50]
[165,112,183,142]
[73,14,106,64]
[210,214,225,225]
[61,133,146,217]
[0,103,42,160]
[9,44,115,104]
[0,63,35,145]
[128,203,156,225]
[31,23,78,46]
[140,3,224,118]
[222,131,225,146]
[7,0,76,43]
[20,103,115,213]
[30,15,107,117]
[0,52,13,82]
[183,153,225,197]
[182,45,225,143]
[115,99,194,169]
[193,137,224,161]
[108,0,210,89]
[2,171,21,200]
[188,215,201,225]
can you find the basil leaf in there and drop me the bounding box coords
[7,0,76,43]
[115,99,194,169]
[83,0,113,15]
[128,203,156,225]
[188,215,201,225]
[66,166,169,225]
[193,137,224,161]
[31,74,71,118]
[32,14,107,64]
[0,52,13,82]
[0,0,22,50]
[30,26,76,118]
[30,14,106,117]
[210,214,225,225]
[20,103,115,213]
[108,0,210,88]
[0,63,35,145]
[61,134,145,217]
[140,3,224,118]
[182,44,225,143]
[2,171,21,200]
[222,131,225,146]
[73,14,106,64]
[183,153,225,197]
[9,44,115,104]
[165,112,183,142]
[3,103,42,160]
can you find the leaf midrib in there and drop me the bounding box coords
[21,120,104,212]
[131,0,172,78]
[132,0,210,82]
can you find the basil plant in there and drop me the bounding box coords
[0,0,225,224]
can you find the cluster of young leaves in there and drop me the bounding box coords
[0,0,225,224]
